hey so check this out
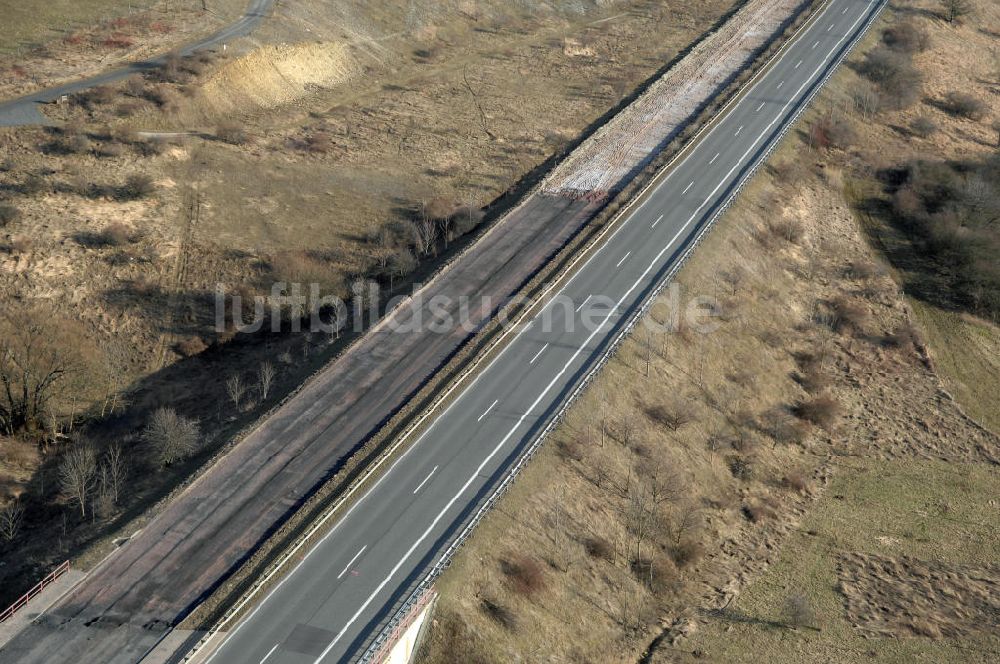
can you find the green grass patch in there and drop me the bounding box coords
[688,458,1000,663]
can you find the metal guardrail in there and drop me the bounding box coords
[0,560,71,624]
[356,1,887,661]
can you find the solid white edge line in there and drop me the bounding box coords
[259,643,279,664]
[529,343,549,365]
[336,546,368,580]
[412,466,438,494]
[477,399,499,422]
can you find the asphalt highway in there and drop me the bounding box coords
[204,1,886,662]
[0,0,275,126]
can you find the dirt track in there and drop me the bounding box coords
[0,191,597,663]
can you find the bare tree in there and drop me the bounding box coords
[142,407,200,466]
[257,361,275,401]
[640,325,654,377]
[100,341,130,418]
[851,82,881,120]
[388,247,417,290]
[99,442,128,507]
[940,0,971,22]
[351,279,378,323]
[720,266,745,296]
[226,374,246,411]
[409,217,437,257]
[59,442,97,517]
[0,500,24,541]
[0,316,76,435]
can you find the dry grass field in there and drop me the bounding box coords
[418,1,1000,662]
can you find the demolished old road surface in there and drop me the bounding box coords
[199,1,887,663]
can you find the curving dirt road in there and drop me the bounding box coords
[0,0,276,126]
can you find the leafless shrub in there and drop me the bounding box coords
[782,592,816,628]
[796,360,829,393]
[0,500,25,541]
[142,407,200,466]
[940,91,988,120]
[845,259,879,280]
[818,296,869,334]
[0,203,20,227]
[20,173,48,195]
[706,429,732,453]
[851,82,881,120]
[480,597,518,631]
[269,250,345,299]
[670,537,704,569]
[216,120,249,145]
[761,407,811,445]
[766,218,805,244]
[783,471,811,494]
[143,84,175,108]
[133,137,165,156]
[742,501,775,523]
[6,236,33,254]
[728,455,753,481]
[97,142,126,158]
[501,554,546,597]
[860,47,922,109]
[910,116,938,139]
[630,555,679,594]
[118,173,156,200]
[793,394,841,429]
[452,205,486,235]
[644,399,694,431]
[583,536,614,561]
[809,113,857,150]
[98,222,135,246]
[176,336,208,357]
[883,322,921,349]
[303,131,332,154]
[387,247,417,288]
[768,160,802,187]
[59,442,97,517]
[939,0,972,23]
[124,75,146,97]
[882,21,930,53]
[555,437,584,462]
